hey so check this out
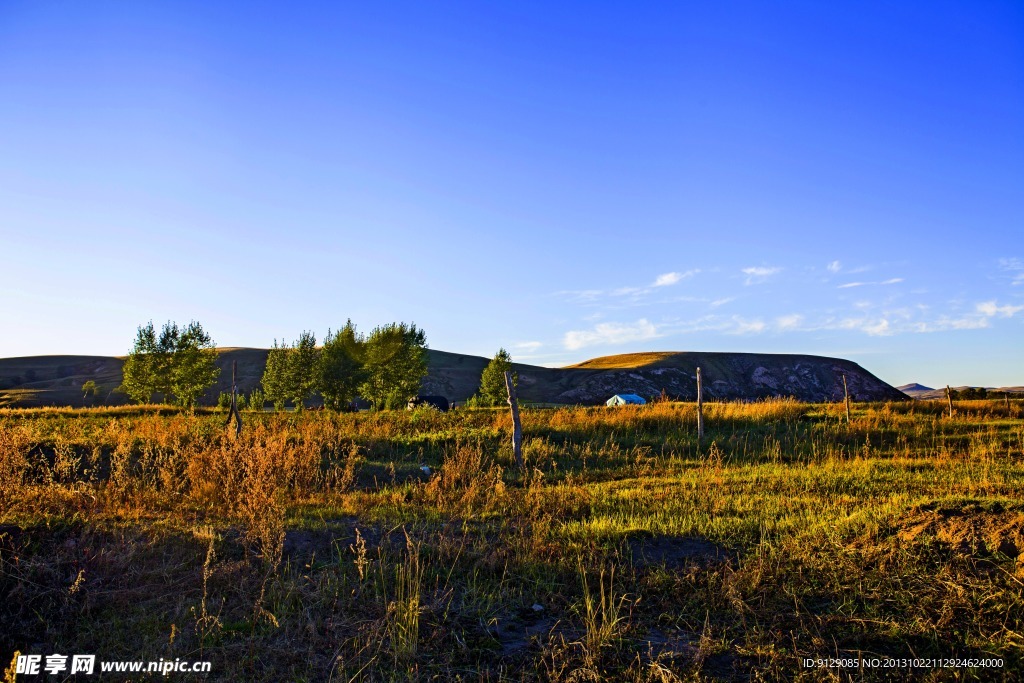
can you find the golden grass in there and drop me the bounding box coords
[564,352,681,369]
[1,400,1022,680]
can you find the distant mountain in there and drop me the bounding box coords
[903,385,1024,400]
[0,348,907,408]
[897,383,934,398]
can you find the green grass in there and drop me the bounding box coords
[2,400,1022,681]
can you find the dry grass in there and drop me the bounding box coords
[565,352,681,369]
[1,400,1022,680]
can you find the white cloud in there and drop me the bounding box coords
[864,319,891,336]
[838,317,893,336]
[976,301,1024,318]
[997,259,1024,285]
[652,270,698,287]
[914,316,990,332]
[829,299,1021,335]
[555,289,603,303]
[563,319,660,350]
[742,266,782,285]
[557,270,698,304]
[838,278,903,289]
[729,317,766,335]
[513,341,543,352]
[776,314,804,331]
[827,260,841,273]
[709,297,733,308]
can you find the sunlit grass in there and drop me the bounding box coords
[2,399,1022,680]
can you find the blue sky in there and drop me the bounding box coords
[1,1,1022,388]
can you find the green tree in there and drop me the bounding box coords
[262,340,291,411]
[359,323,428,410]
[154,321,180,401]
[247,388,265,411]
[170,321,220,409]
[478,348,516,406]
[81,380,99,406]
[119,320,218,406]
[287,330,319,409]
[318,320,367,410]
[120,322,160,403]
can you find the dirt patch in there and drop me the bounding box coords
[281,517,389,563]
[627,533,730,569]
[641,627,697,660]
[494,614,561,655]
[895,501,1024,561]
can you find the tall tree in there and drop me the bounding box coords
[170,321,220,409]
[262,340,291,411]
[479,348,516,406]
[287,330,319,409]
[120,320,219,406]
[359,323,428,410]
[318,321,366,410]
[120,322,160,403]
[154,321,179,401]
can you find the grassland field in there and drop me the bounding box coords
[1,399,1023,681]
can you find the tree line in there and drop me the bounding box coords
[260,321,428,410]
[120,321,220,408]
[119,319,430,411]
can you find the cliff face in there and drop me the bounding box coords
[0,349,905,408]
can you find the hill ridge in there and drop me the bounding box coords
[0,348,907,407]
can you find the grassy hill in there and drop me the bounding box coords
[902,385,1024,400]
[0,348,906,408]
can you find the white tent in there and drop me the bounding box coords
[606,394,646,406]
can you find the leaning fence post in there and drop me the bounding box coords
[504,371,524,471]
[224,359,242,436]
[696,367,705,443]
[842,374,851,425]
[946,385,954,419]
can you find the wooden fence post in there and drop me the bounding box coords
[842,374,851,425]
[946,385,954,419]
[696,367,705,443]
[1006,392,1011,411]
[224,360,242,436]
[505,371,524,471]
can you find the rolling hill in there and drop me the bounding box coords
[898,384,1024,400]
[897,383,935,398]
[0,348,907,408]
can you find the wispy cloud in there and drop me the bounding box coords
[829,300,1023,336]
[977,301,1024,318]
[838,278,903,289]
[556,270,698,304]
[554,289,604,303]
[999,258,1024,286]
[653,270,697,287]
[742,266,781,285]
[730,317,766,335]
[709,297,733,308]
[563,319,660,350]
[827,260,841,273]
[842,317,892,336]
[776,313,804,330]
[512,341,543,352]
